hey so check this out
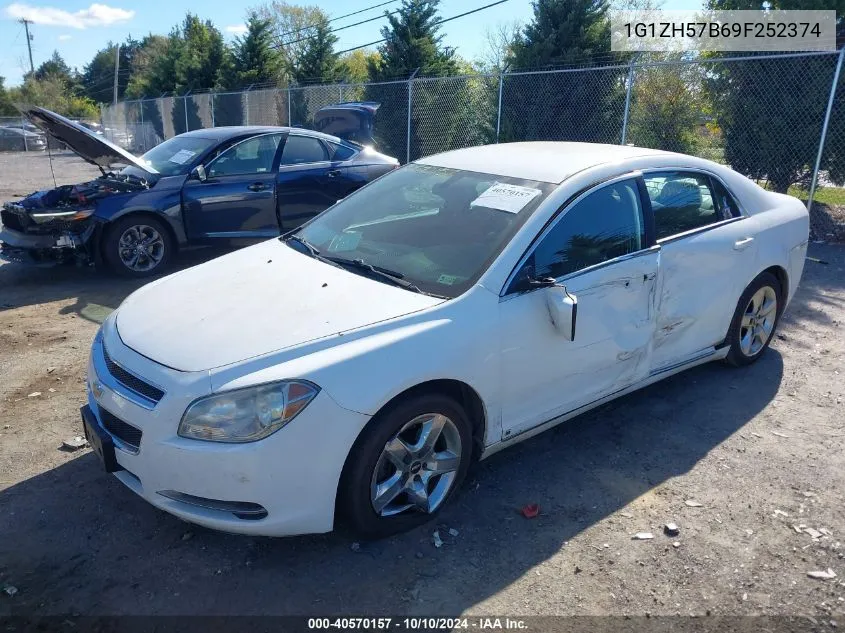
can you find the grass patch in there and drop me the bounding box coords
[787,185,845,207]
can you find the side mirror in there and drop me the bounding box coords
[544,284,578,341]
[191,164,207,182]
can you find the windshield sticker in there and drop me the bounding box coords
[328,231,362,253]
[168,149,197,165]
[470,182,542,214]
[437,274,460,285]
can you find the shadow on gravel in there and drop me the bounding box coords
[0,247,235,323]
[0,352,783,616]
[1,245,842,616]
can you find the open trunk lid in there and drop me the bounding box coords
[313,101,379,146]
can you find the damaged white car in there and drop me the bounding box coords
[83,142,809,538]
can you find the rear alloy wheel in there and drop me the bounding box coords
[103,216,173,277]
[340,393,473,538]
[725,272,782,366]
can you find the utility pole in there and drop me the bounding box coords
[20,19,34,74]
[112,43,121,105]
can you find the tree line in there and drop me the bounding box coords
[1,0,844,193]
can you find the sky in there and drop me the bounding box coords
[0,0,702,88]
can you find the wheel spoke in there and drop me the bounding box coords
[758,297,777,317]
[405,478,430,513]
[412,415,446,457]
[740,329,754,355]
[424,450,460,476]
[372,471,405,514]
[383,437,413,470]
[741,314,754,328]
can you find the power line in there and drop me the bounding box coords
[336,0,513,55]
[275,0,400,40]
[275,8,402,49]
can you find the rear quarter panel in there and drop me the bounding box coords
[751,192,809,307]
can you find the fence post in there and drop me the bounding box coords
[620,55,638,145]
[20,114,28,152]
[496,72,504,143]
[139,100,145,152]
[808,47,845,212]
[287,87,292,126]
[406,69,420,163]
[210,93,216,127]
[184,95,190,132]
[339,84,343,103]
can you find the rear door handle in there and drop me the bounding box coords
[327,169,341,178]
[734,236,755,251]
[247,182,267,192]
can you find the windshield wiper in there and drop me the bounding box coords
[324,256,428,294]
[284,234,321,258]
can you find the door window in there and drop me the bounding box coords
[207,133,282,177]
[526,179,646,281]
[280,135,329,165]
[643,172,723,239]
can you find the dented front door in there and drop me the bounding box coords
[498,252,659,438]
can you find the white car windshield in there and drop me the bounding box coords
[290,163,555,298]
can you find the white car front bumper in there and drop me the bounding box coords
[85,328,371,537]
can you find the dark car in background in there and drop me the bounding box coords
[1,106,398,276]
[0,126,47,151]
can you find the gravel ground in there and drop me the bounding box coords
[1,151,845,618]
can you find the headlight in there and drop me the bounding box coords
[178,380,319,443]
[30,209,94,224]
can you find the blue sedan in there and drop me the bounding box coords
[0,106,398,276]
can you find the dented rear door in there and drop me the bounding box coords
[646,171,760,372]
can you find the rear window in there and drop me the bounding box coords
[329,143,357,161]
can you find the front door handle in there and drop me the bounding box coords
[247,182,267,192]
[734,236,755,251]
[327,169,341,179]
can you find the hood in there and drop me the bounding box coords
[19,106,155,175]
[115,238,443,372]
[314,102,379,146]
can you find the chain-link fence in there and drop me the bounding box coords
[82,50,845,241]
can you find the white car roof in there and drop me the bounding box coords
[416,142,671,184]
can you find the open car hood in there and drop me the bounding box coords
[313,101,379,146]
[19,106,156,175]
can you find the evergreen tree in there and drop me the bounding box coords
[501,0,627,144]
[81,38,139,102]
[0,77,16,116]
[224,12,283,89]
[35,51,75,85]
[365,0,458,160]
[706,0,845,192]
[368,0,456,81]
[292,16,339,83]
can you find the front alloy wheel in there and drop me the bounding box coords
[103,215,173,277]
[370,413,462,516]
[340,393,473,538]
[117,224,165,273]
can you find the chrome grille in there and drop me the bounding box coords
[99,407,142,451]
[102,346,165,403]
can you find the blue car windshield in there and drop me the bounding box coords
[127,136,217,176]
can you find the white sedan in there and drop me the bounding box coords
[82,142,809,538]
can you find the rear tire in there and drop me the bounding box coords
[338,393,473,539]
[725,271,782,367]
[102,215,174,278]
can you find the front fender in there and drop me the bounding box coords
[207,288,503,446]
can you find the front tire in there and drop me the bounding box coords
[102,215,173,278]
[339,393,474,539]
[725,271,782,367]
